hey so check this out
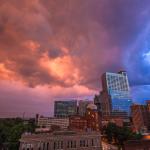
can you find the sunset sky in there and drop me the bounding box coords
[0,0,150,117]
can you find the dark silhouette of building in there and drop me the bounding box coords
[124,136,150,150]
[94,94,102,114]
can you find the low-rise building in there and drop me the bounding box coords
[37,116,69,130]
[69,103,102,132]
[19,131,102,150]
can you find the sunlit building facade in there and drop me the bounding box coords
[131,104,150,132]
[86,104,101,131]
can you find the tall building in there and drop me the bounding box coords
[131,104,149,132]
[146,100,150,112]
[146,100,150,128]
[19,131,102,150]
[54,100,77,118]
[94,94,102,113]
[78,100,93,116]
[101,71,132,116]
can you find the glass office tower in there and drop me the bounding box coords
[54,100,77,118]
[101,71,132,116]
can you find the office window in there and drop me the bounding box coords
[73,141,76,148]
[86,140,88,147]
[61,141,63,149]
[80,140,86,147]
[91,139,94,146]
[80,140,82,147]
[47,143,49,150]
[67,141,70,148]
[54,142,56,150]
[43,143,45,150]
[71,141,73,148]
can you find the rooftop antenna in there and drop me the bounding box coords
[23,112,25,120]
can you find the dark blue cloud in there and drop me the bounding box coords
[124,25,150,86]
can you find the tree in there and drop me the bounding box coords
[130,132,142,140]
[0,118,36,149]
[115,127,132,145]
[102,122,142,147]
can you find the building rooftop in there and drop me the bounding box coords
[87,104,97,110]
[21,130,101,140]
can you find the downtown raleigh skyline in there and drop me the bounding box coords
[53,70,133,118]
[18,70,150,150]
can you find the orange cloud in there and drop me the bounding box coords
[22,40,40,52]
[39,53,82,85]
[0,63,15,80]
[61,47,69,54]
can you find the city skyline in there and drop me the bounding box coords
[0,0,150,117]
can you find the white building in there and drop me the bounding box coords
[19,131,102,150]
[37,116,69,130]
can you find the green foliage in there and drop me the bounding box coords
[130,132,142,140]
[103,122,142,147]
[0,118,35,149]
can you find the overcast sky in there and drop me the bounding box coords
[0,0,150,117]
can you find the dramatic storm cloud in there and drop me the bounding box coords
[0,0,150,117]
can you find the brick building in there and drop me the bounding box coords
[69,116,87,131]
[131,104,150,132]
[86,104,101,131]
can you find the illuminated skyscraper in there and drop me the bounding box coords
[101,71,132,116]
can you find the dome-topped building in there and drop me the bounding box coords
[87,103,97,110]
[86,103,101,131]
